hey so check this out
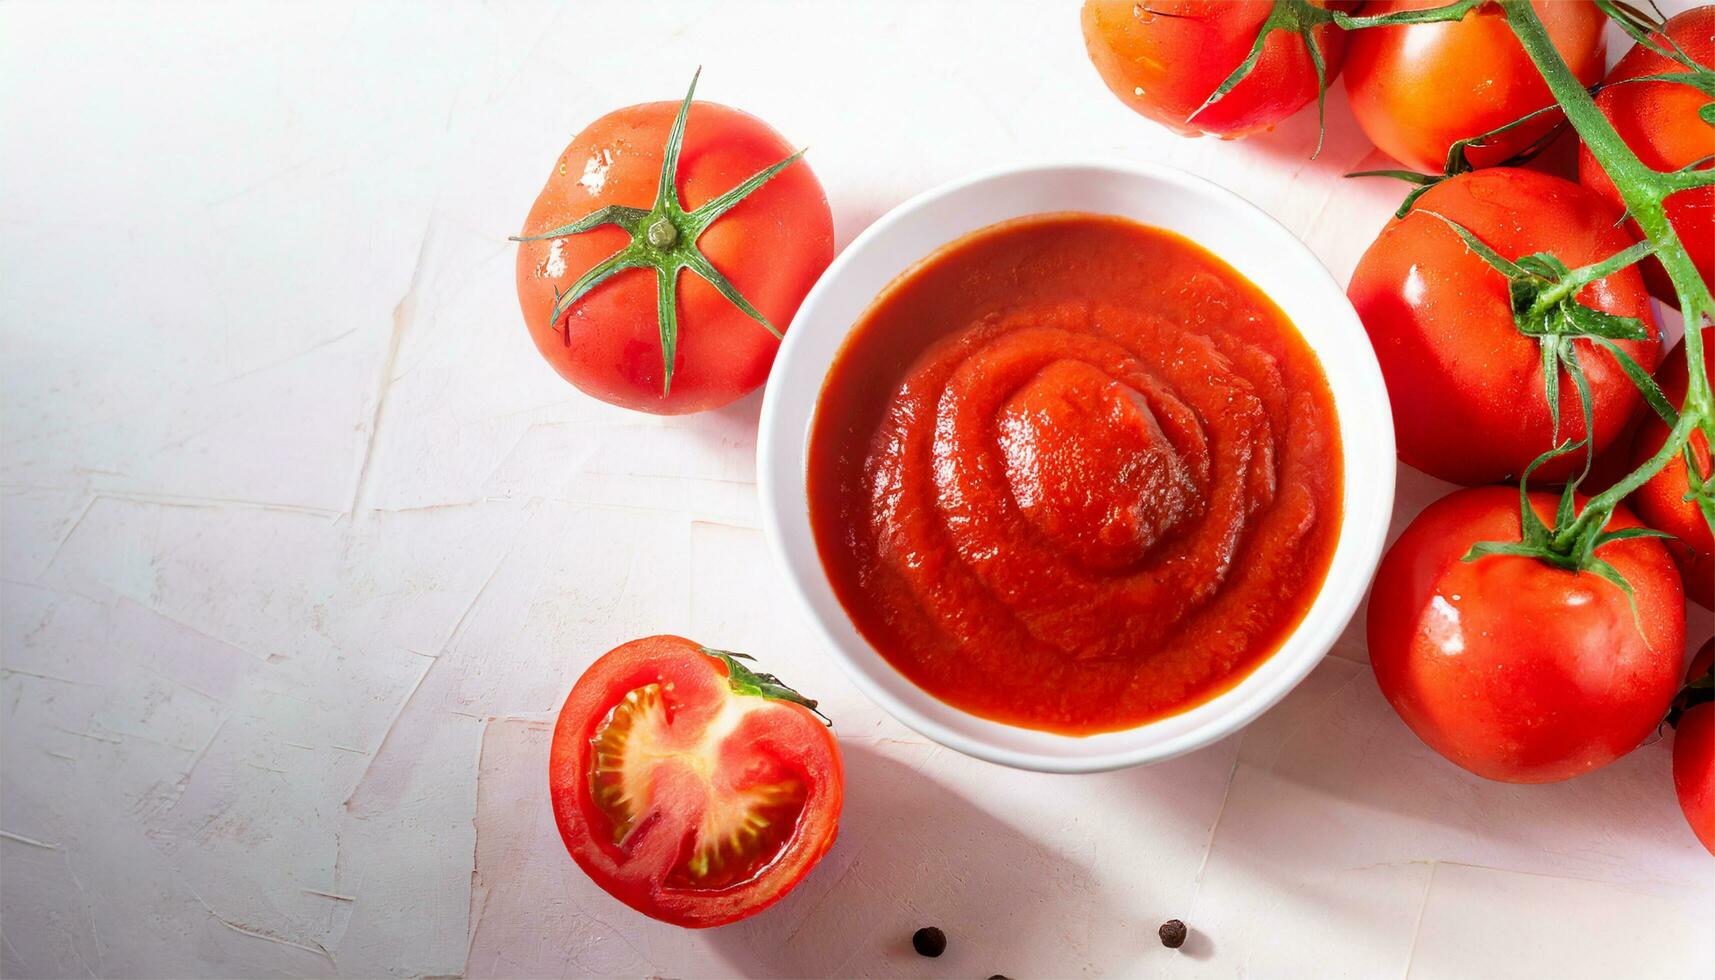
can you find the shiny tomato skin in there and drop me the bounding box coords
[517,102,833,414]
[1580,7,1715,306]
[1343,0,1606,172]
[1348,168,1660,486]
[1675,638,1714,855]
[1080,0,1352,139]
[1630,329,1714,608]
[1676,703,1715,855]
[548,636,842,927]
[1367,487,1685,783]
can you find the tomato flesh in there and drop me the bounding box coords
[550,636,842,927]
[587,682,808,891]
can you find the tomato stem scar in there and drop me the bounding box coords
[646,217,678,248]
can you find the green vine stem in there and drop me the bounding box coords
[1493,0,1714,554]
[1332,0,1714,582]
[1346,99,1569,218]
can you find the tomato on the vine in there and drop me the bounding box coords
[516,77,833,414]
[1348,168,1660,486]
[1343,0,1606,172]
[549,636,842,927]
[1673,639,1714,855]
[1366,487,1685,783]
[1630,328,1714,608]
[1080,0,1352,139]
[1579,6,1715,307]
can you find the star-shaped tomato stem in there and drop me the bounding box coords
[513,69,805,396]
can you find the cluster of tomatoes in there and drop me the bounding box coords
[517,0,1712,935]
[1089,0,1712,853]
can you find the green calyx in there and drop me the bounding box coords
[702,646,831,726]
[511,69,804,397]
[1461,440,1674,620]
[1419,209,1663,465]
[1187,0,1336,155]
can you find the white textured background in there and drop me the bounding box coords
[2,2,1711,978]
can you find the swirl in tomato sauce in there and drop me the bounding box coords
[807,213,1342,734]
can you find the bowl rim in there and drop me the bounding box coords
[756,158,1395,773]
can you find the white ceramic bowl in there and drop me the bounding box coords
[757,160,1395,773]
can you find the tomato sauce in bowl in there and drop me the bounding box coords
[805,213,1343,734]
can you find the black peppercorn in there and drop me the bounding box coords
[912,926,947,958]
[1158,919,1188,949]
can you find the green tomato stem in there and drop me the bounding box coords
[1553,413,1699,552]
[1531,238,1656,312]
[1671,166,1715,191]
[1499,0,1713,552]
[1331,0,1481,30]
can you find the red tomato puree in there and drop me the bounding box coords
[806,213,1343,734]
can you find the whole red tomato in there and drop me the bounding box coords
[1630,328,1714,608]
[549,636,842,927]
[1673,639,1714,855]
[1080,0,1351,139]
[1343,0,1606,172]
[1676,705,1714,854]
[1579,6,1715,306]
[1348,168,1660,486]
[516,88,833,414]
[1367,487,1685,783]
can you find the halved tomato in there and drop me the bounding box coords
[548,636,842,927]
